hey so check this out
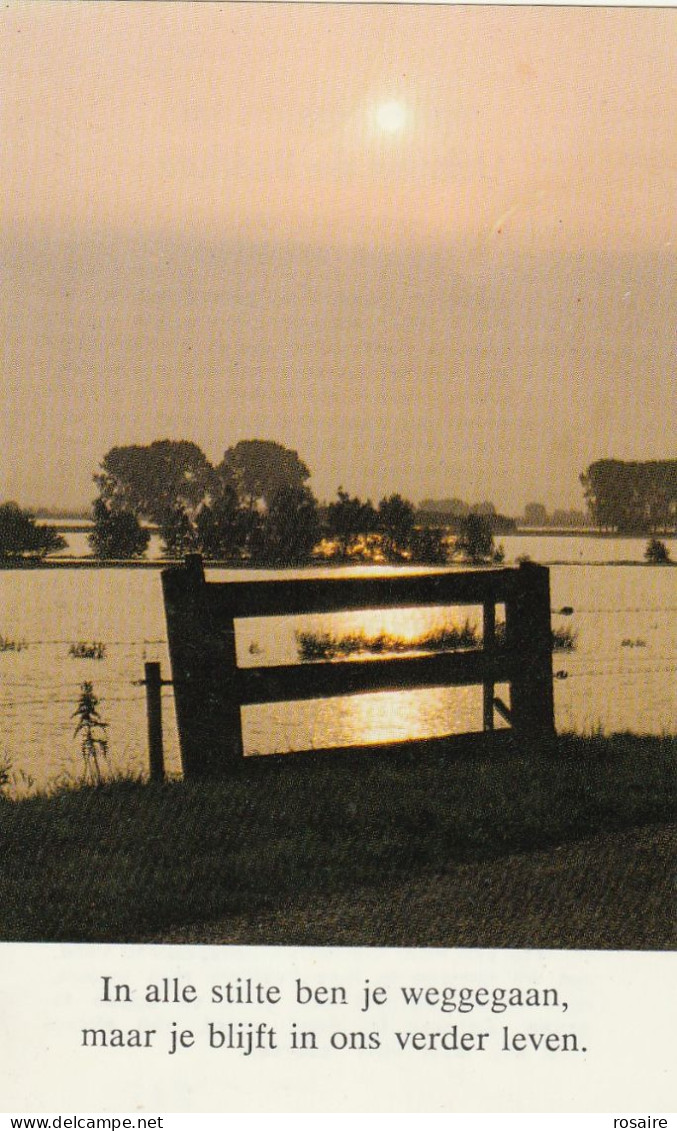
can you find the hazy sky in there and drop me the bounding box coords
[3,2,676,513]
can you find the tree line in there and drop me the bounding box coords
[580,460,677,534]
[86,439,504,566]
[5,444,673,564]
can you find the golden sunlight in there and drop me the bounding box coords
[375,99,408,134]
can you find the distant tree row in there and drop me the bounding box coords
[322,489,504,565]
[522,503,587,528]
[580,460,677,534]
[417,498,516,535]
[88,439,504,565]
[419,497,498,518]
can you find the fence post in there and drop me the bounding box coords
[144,661,165,783]
[482,599,496,731]
[505,562,556,741]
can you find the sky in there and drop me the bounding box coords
[3,2,676,515]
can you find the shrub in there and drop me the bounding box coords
[645,538,671,564]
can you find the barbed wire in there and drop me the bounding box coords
[555,663,677,681]
[0,639,168,647]
[559,607,677,615]
[0,695,147,708]
[1,597,674,711]
[0,678,153,689]
[1,609,676,648]
[2,667,674,708]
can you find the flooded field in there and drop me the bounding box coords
[0,536,674,793]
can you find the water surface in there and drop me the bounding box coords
[0,541,674,792]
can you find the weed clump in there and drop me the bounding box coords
[72,682,109,784]
[0,635,27,653]
[69,642,106,660]
[551,625,578,652]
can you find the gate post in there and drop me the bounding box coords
[505,562,556,741]
[162,554,243,778]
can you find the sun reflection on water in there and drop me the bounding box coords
[243,682,511,757]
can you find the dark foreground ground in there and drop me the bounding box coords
[0,732,674,947]
[154,822,674,949]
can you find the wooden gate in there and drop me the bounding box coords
[162,555,556,778]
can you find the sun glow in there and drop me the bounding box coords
[375,100,408,134]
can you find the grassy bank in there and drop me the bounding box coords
[0,732,674,944]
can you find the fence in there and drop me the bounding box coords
[161,554,556,778]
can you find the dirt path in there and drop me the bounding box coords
[152,822,675,949]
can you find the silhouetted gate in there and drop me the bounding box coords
[161,555,555,778]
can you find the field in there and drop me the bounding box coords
[0,731,674,947]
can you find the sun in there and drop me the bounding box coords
[375,100,408,134]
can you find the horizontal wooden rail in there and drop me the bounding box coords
[235,648,515,706]
[200,569,519,619]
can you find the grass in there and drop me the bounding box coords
[0,731,673,944]
[297,622,577,660]
[297,621,479,660]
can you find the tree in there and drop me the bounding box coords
[0,502,66,561]
[377,494,415,560]
[252,484,321,565]
[551,508,587,529]
[217,440,311,512]
[159,505,197,558]
[454,513,496,564]
[524,503,548,526]
[88,499,150,559]
[325,488,378,557]
[194,484,243,559]
[581,460,677,534]
[94,440,215,523]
